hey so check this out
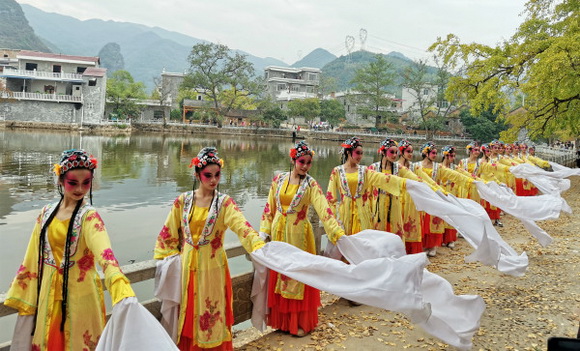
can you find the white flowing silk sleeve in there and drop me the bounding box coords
[95,297,178,351]
[405,180,529,276]
[154,254,182,342]
[250,230,485,350]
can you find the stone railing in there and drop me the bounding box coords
[1,68,84,81]
[4,92,82,103]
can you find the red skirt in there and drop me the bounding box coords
[405,241,423,255]
[443,228,457,244]
[421,213,443,249]
[267,270,321,335]
[178,270,234,351]
[482,200,501,220]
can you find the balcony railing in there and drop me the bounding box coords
[1,68,84,81]
[1,91,82,103]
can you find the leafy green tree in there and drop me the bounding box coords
[287,98,321,125]
[106,70,147,120]
[429,0,580,141]
[402,59,454,137]
[460,108,507,142]
[320,99,345,126]
[181,43,259,120]
[256,97,287,128]
[350,54,396,128]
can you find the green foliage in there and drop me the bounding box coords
[430,0,580,140]
[320,99,345,125]
[287,98,321,123]
[460,109,508,142]
[350,55,396,128]
[106,70,147,119]
[182,43,258,117]
[170,109,181,121]
[256,97,287,128]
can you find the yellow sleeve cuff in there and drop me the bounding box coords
[110,276,136,305]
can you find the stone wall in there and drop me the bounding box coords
[0,100,81,124]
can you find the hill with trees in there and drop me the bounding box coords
[0,0,51,52]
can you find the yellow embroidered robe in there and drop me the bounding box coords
[154,191,264,348]
[259,173,344,299]
[368,162,423,246]
[326,165,406,236]
[5,202,134,350]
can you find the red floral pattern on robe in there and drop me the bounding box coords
[15,265,37,289]
[199,297,222,339]
[76,248,94,282]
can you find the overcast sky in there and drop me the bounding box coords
[17,0,528,64]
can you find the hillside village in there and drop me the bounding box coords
[0,0,470,137]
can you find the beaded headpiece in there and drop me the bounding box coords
[378,138,398,154]
[398,140,412,153]
[441,145,455,156]
[528,144,536,150]
[481,143,490,152]
[341,137,362,149]
[290,140,315,160]
[189,147,224,170]
[420,142,436,156]
[466,141,479,152]
[53,149,98,177]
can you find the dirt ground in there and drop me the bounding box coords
[234,177,580,351]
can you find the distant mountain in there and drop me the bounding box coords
[0,0,50,52]
[292,48,337,69]
[20,4,288,91]
[321,50,437,96]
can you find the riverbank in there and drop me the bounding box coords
[0,120,475,146]
[234,177,580,350]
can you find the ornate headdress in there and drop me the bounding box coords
[189,147,224,170]
[398,139,412,153]
[341,137,362,150]
[466,141,479,152]
[528,144,536,150]
[378,138,398,154]
[481,143,490,152]
[53,149,98,177]
[441,145,455,156]
[420,142,436,156]
[290,140,315,159]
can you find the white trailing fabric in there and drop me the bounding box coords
[474,181,573,247]
[510,163,572,194]
[154,254,182,342]
[250,231,485,350]
[405,180,529,276]
[96,297,179,351]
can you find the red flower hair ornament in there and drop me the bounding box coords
[189,147,224,169]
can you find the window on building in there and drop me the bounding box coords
[25,63,37,71]
[53,65,61,73]
[88,79,97,86]
[308,73,317,81]
[77,67,87,74]
[277,84,286,91]
[439,101,449,108]
[422,88,429,96]
[197,95,202,101]
[154,110,164,119]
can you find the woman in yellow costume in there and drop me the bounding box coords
[368,139,424,254]
[154,147,265,351]
[4,149,135,350]
[326,137,406,236]
[527,144,551,170]
[260,141,345,336]
[414,142,474,256]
